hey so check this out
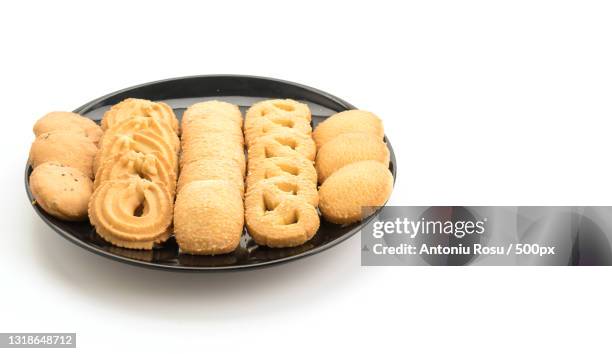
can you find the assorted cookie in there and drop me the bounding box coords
[88,98,179,249]
[245,99,320,248]
[28,112,100,220]
[173,101,245,255]
[313,110,393,224]
[28,98,394,253]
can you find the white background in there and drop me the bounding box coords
[1,1,611,353]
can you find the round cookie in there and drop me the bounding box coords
[174,180,244,255]
[315,132,390,183]
[33,111,103,145]
[318,160,393,225]
[177,158,244,195]
[313,110,384,149]
[29,162,93,221]
[29,131,98,178]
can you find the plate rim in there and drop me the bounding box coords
[25,74,397,272]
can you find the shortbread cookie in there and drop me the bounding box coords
[246,156,316,188]
[319,160,393,224]
[29,162,93,221]
[245,99,311,124]
[247,130,316,163]
[29,131,98,178]
[245,176,319,248]
[244,114,312,147]
[104,114,180,152]
[177,158,244,195]
[94,150,176,195]
[315,132,390,183]
[181,100,243,129]
[94,130,177,175]
[180,117,244,146]
[179,133,246,175]
[101,98,179,134]
[312,110,384,149]
[250,175,318,208]
[88,177,173,249]
[33,111,103,145]
[174,180,244,255]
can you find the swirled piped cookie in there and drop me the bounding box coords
[101,98,179,134]
[88,177,173,249]
[94,150,177,196]
[94,130,177,175]
[104,114,180,152]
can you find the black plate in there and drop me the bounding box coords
[25,75,397,271]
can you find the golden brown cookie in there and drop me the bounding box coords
[179,133,246,175]
[319,160,393,224]
[88,177,173,249]
[246,156,316,188]
[245,175,319,248]
[101,98,179,134]
[247,130,316,163]
[33,111,103,145]
[94,130,177,175]
[315,132,390,183]
[313,110,384,149]
[29,131,98,178]
[181,100,243,130]
[104,114,180,152]
[245,99,311,124]
[244,114,312,147]
[180,117,244,146]
[94,150,176,195]
[174,180,244,255]
[29,162,93,221]
[177,158,244,195]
